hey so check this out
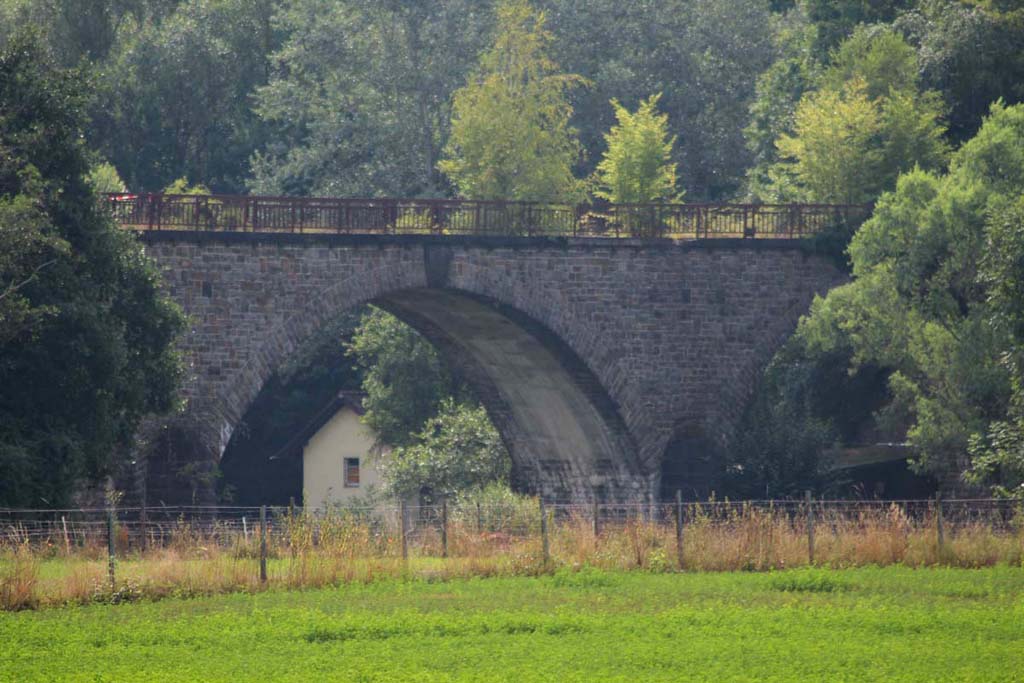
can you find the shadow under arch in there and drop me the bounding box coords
[374,288,648,503]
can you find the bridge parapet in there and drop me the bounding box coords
[107,193,871,240]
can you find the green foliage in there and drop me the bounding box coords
[91,0,278,192]
[727,337,890,498]
[87,162,127,194]
[744,7,822,198]
[593,94,679,204]
[162,177,210,195]
[767,28,949,204]
[0,33,184,506]
[251,0,493,198]
[346,308,462,448]
[898,0,1024,142]
[819,24,919,99]
[439,0,585,202]
[383,400,511,500]
[794,102,1024,488]
[801,0,915,56]
[967,196,1024,497]
[544,0,775,200]
[1,568,1022,680]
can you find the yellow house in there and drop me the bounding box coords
[287,391,390,510]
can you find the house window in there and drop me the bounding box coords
[344,457,360,487]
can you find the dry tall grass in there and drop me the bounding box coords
[2,503,1021,611]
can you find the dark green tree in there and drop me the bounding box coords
[346,308,464,448]
[251,0,493,197]
[0,33,184,507]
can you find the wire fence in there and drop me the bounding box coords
[2,497,1020,556]
[1,497,1022,609]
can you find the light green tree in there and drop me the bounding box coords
[759,27,949,204]
[594,94,680,204]
[382,400,510,501]
[438,0,586,202]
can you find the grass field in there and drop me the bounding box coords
[1,566,1021,682]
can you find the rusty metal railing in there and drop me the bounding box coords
[106,193,873,239]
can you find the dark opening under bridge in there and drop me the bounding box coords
[112,195,869,505]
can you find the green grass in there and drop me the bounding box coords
[1,566,1022,682]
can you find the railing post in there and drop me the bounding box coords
[675,489,684,570]
[936,493,945,562]
[441,499,448,559]
[805,490,815,566]
[259,505,268,584]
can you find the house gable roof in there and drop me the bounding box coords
[269,390,367,461]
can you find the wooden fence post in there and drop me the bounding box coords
[441,500,448,559]
[805,490,815,566]
[259,505,268,584]
[61,515,70,555]
[936,493,945,561]
[675,490,684,570]
[139,503,148,553]
[540,498,550,565]
[400,501,408,562]
[592,497,600,539]
[107,506,116,593]
[476,501,483,534]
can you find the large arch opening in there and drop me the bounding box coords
[186,286,649,506]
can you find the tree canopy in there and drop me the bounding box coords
[0,33,183,506]
[439,0,585,202]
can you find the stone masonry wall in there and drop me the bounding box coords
[141,232,841,503]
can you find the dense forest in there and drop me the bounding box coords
[2,0,1024,505]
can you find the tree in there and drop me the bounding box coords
[766,28,949,204]
[793,102,1024,489]
[898,0,1024,143]
[438,0,585,202]
[542,0,775,200]
[346,308,463,448]
[251,0,493,198]
[772,80,886,204]
[0,33,184,507]
[90,0,278,192]
[594,94,679,204]
[382,400,510,501]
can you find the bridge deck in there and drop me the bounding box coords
[107,194,872,240]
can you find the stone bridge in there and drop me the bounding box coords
[137,229,842,505]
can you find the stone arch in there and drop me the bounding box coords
[144,237,651,504]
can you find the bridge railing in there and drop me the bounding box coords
[105,193,873,239]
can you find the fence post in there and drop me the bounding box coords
[476,501,483,534]
[400,501,409,562]
[61,515,70,555]
[675,490,684,570]
[259,505,268,584]
[805,490,815,566]
[107,506,116,593]
[936,493,945,562]
[592,497,600,539]
[539,497,550,565]
[139,502,148,553]
[441,499,448,559]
